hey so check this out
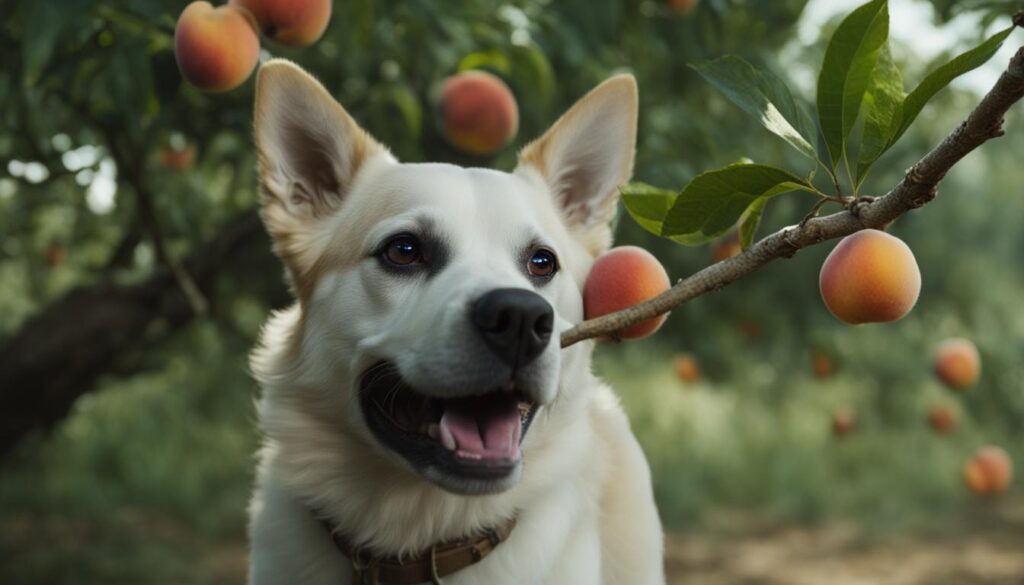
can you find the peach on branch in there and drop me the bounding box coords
[160,145,197,172]
[438,71,519,156]
[711,237,741,263]
[934,338,981,391]
[819,229,921,324]
[583,246,671,340]
[230,0,331,47]
[668,0,700,16]
[811,352,834,379]
[928,405,957,434]
[964,446,1013,496]
[673,353,700,382]
[174,1,260,93]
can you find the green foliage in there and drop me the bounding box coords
[856,45,904,187]
[816,0,889,170]
[661,164,815,242]
[691,56,819,162]
[895,25,1015,147]
[627,0,1019,248]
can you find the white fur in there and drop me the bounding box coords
[248,60,664,584]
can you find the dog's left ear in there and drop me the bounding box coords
[516,74,638,255]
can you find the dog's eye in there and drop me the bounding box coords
[383,235,422,266]
[527,249,558,278]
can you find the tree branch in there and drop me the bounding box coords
[561,44,1024,348]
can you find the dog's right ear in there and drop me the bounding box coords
[515,74,638,256]
[254,59,391,286]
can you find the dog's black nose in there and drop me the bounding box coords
[472,288,554,368]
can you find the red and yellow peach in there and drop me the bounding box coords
[583,246,671,340]
[174,1,261,93]
[673,353,700,382]
[819,229,921,325]
[230,0,331,47]
[934,338,981,391]
[964,446,1013,496]
[438,71,519,156]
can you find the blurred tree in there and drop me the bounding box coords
[0,0,811,455]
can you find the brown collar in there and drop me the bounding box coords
[326,517,517,585]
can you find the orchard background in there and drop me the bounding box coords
[2,0,1024,583]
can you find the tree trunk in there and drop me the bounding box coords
[0,211,280,459]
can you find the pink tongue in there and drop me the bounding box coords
[439,395,522,461]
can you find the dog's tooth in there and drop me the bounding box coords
[427,423,440,440]
[439,421,456,451]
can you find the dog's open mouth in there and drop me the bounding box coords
[359,362,538,491]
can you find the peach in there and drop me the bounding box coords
[964,446,1013,496]
[819,229,921,324]
[583,246,671,340]
[439,71,519,156]
[738,319,761,342]
[668,0,700,16]
[673,353,700,382]
[711,238,741,263]
[928,405,957,434]
[832,408,856,438]
[934,338,981,391]
[811,352,834,379]
[175,2,260,93]
[44,244,64,268]
[230,0,331,47]
[160,145,196,172]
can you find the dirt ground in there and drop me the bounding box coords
[665,515,1024,585]
[6,505,1024,584]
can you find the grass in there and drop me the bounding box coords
[1,275,1022,582]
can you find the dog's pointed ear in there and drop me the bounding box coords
[254,59,391,283]
[516,74,638,255]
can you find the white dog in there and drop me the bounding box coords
[247,59,664,585]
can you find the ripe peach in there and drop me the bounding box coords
[928,405,957,434]
[819,229,921,324]
[44,244,64,268]
[160,145,196,172]
[583,246,671,340]
[811,352,834,379]
[711,238,741,263]
[673,353,700,382]
[738,319,762,342]
[832,408,856,438]
[934,338,981,391]
[175,2,260,93]
[964,446,1013,496]
[230,0,331,47]
[668,0,700,16]
[439,71,519,156]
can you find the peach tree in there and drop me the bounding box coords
[565,0,1024,346]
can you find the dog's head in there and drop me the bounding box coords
[253,60,637,495]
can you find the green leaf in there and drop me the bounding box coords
[692,56,819,162]
[458,50,512,75]
[661,164,816,243]
[855,45,904,187]
[19,2,64,85]
[892,25,1014,148]
[620,183,706,245]
[816,0,889,168]
[738,197,768,250]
